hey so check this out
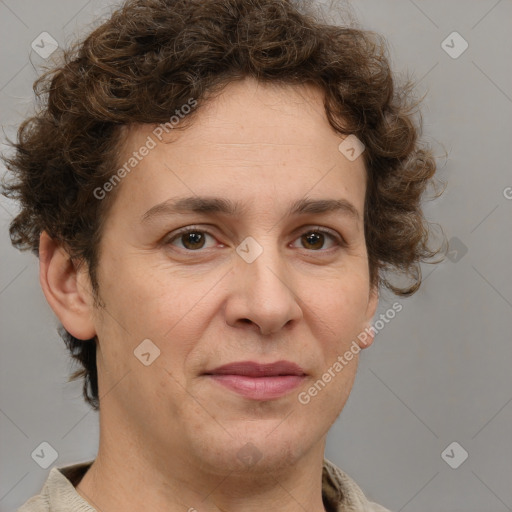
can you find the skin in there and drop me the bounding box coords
[39,77,379,512]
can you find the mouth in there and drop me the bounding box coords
[203,360,307,401]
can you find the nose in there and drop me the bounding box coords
[224,239,304,336]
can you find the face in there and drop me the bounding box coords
[85,78,378,476]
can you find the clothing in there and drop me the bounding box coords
[17,457,392,512]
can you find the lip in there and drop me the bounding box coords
[204,360,307,401]
[207,360,306,377]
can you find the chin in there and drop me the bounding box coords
[192,423,315,475]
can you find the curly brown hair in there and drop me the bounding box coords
[1,0,441,411]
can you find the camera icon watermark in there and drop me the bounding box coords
[237,442,263,467]
[503,186,512,200]
[31,32,59,59]
[441,441,468,469]
[134,338,161,366]
[338,134,365,162]
[441,31,468,59]
[31,441,58,469]
[446,236,468,263]
[236,236,263,263]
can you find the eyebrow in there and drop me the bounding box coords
[141,196,360,224]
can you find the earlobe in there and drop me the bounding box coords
[39,231,96,340]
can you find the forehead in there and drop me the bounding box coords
[124,78,336,150]
[109,78,367,221]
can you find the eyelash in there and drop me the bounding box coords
[165,225,345,253]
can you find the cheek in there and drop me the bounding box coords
[98,259,217,371]
[313,273,371,340]
[306,280,367,411]
[99,256,178,326]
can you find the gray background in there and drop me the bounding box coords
[1,1,511,511]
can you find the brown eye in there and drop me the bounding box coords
[166,226,343,253]
[167,229,216,251]
[180,231,206,250]
[301,232,325,250]
[293,229,341,251]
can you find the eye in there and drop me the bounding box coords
[165,226,343,252]
[290,228,343,251]
[166,227,218,251]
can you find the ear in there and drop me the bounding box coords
[39,231,97,340]
[359,285,379,350]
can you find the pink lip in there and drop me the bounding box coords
[204,360,306,401]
